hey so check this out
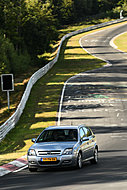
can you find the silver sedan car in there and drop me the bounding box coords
[27,125,98,172]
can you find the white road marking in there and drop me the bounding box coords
[13,165,28,173]
[111,136,123,138]
[117,113,120,117]
[91,40,98,42]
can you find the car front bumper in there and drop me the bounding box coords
[27,154,77,168]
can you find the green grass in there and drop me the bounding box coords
[114,32,127,52]
[0,19,127,165]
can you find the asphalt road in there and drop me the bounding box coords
[1,22,127,190]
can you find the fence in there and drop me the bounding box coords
[0,18,127,142]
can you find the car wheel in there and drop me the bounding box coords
[77,153,83,169]
[28,167,38,172]
[90,148,98,164]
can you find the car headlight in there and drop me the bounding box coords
[63,148,73,155]
[28,149,36,156]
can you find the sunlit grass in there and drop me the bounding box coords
[35,111,56,118]
[114,32,127,52]
[30,121,55,130]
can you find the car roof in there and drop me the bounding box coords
[45,125,85,130]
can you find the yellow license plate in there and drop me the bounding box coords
[41,157,57,162]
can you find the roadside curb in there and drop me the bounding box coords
[0,156,28,177]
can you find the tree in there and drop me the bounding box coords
[3,0,27,54]
[98,0,120,12]
[73,0,99,17]
[0,32,15,74]
[0,0,5,30]
[23,0,58,62]
[58,0,74,24]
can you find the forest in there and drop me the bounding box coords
[0,0,127,75]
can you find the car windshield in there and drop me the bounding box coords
[36,129,78,142]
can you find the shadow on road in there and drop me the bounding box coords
[1,152,127,190]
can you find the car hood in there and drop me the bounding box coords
[31,141,77,151]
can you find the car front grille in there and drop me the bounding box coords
[38,150,61,156]
[38,160,60,165]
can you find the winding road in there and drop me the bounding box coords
[1,22,127,190]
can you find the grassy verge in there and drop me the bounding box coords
[0,19,127,165]
[114,32,127,52]
[0,67,39,125]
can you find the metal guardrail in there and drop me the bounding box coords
[0,17,127,142]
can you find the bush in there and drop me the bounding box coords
[112,6,122,18]
[0,34,14,74]
[0,32,31,75]
[12,52,31,75]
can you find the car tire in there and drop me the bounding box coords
[90,148,98,164]
[76,153,83,169]
[28,167,38,172]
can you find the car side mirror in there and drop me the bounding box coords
[32,138,36,143]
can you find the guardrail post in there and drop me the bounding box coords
[120,10,124,19]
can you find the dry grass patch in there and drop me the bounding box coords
[114,32,127,52]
